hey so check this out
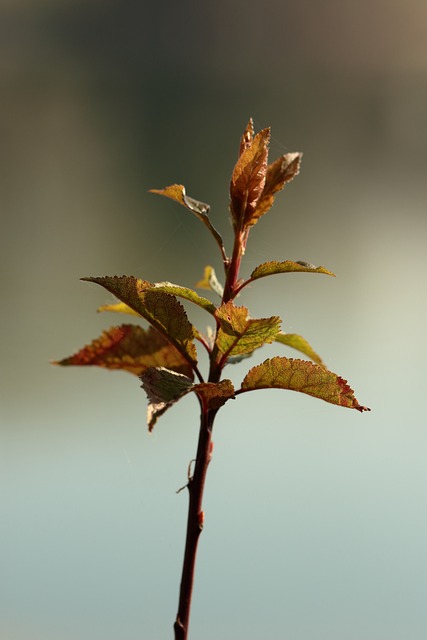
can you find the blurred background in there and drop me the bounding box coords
[1,1,427,638]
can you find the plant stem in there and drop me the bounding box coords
[174,406,217,640]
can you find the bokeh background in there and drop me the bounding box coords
[1,1,427,639]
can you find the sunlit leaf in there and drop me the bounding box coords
[140,367,194,431]
[193,380,235,410]
[82,276,198,369]
[239,117,254,156]
[249,260,335,282]
[250,153,302,224]
[151,281,217,315]
[239,357,370,412]
[275,333,325,366]
[230,128,270,230]
[54,325,194,378]
[215,301,281,358]
[97,302,140,316]
[150,184,226,258]
[195,265,224,297]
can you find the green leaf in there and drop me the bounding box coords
[215,301,281,358]
[149,184,226,259]
[150,281,217,315]
[54,325,195,379]
[229,127,270,230]
[239,356,370,412]
[98,281,216,316]
[193,380,235,410]
[250,260,335,281]
[275,333,325,366]
[82,276,198,369]
[140,367,194,431]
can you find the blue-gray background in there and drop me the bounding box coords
[1,1,427,638]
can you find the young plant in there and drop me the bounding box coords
[55,119,370,639]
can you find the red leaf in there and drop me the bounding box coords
[193,380,235,410]
[251,153,302,223]
[229,127,270,230]
[54,325,195,378]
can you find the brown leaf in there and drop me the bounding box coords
[140,367,194,431]
[250,153,303,224]
[82,276,198,368]
[193,380,235,410]
[54,325,194,378]
[239,118,255,156]
[229,128,270,230]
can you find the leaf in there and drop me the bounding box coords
[140,367,194,431]
[193,380,235,410]
[195,265,224,297]
[239,117,255,156]
[250,153,302,224]
[150,184,226,258]
[98,302,140,316]
[98,281,215,316]
[250,260,336,282]
[275,333,324,366]
[229,128,270,230]
[150,281,217,315]
[54,325,195,378]
[82,276,198,368]
[215,301,281,358]
[239,357,370,412]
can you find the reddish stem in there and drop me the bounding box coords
[174,221,246,639]
[174,406,217,640]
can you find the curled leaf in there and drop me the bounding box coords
[140,367,194,431]
[239,118,255,156]
[251,153,302,223]
[239,356,370,412]
[215,301,281,358]
[195,265,224,297]
[230,128,270,230]
[150,184,225,259]
[54,325,194,378]
[193,380,235,410]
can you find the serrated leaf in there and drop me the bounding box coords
[54,325,194,378]
[193,380,235,410]
[250,153,302,224]
[230,128,270,230]
[195,265,224,297]
[82,276,198,369]
[98,281,215,316]
[150,184,225,258]
[140,367,194,431]
[275,333,325,366]
[250,260,335,282]
[240,356,370,412]
[239,118,255,156]
[215,301,281,358]
[151,281,217,314]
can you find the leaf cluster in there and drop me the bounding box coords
[55,119,369,428]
